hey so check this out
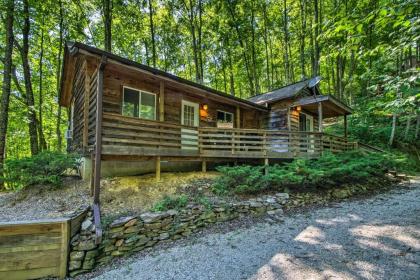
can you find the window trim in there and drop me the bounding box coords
[181,100,199,127]
[122,86,157,120]
[299,112,314,132]
[216,110,234,123]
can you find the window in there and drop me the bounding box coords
[181,100,199,127]
[122,87,156,120]
[217,110,233,123]
[183,104,195,127]
[299,112,313,132]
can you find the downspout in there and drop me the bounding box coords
[93,55,107,244]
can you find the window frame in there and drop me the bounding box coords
[181,100,199,127]
[122,86,157,120]
[216,110,234,123]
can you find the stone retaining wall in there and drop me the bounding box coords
[68,193,289,277]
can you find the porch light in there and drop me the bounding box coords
[296,106,302,111]
[200,104,209,118]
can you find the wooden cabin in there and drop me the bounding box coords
[60,42,357,182]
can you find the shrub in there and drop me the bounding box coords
[152,194,189,211]
[1,151,80,190]
[213,151,403,195]
[212,165,268,195]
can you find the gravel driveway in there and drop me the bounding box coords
[93,180,420,280]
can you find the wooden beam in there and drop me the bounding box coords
[156,156,161,181]
[264,158,269,175]
[83,60,90,148]
[287,107,291,130]
[59,220,69,279]
[344,114,348,138]
[318,102,323,132]
[159,81,165,121]
[202,160,207,172]
[93,56,107,205]
[236,106,240,128]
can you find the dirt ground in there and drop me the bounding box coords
[0,172,218,222]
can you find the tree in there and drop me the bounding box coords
[103,0,112,52]
[0,0,15,189]
[15,0,39,155]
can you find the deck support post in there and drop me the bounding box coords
[236,106,240,128]
[344,114,348,139]
[159,81,165,121]
[92,55,107,245]
[264,158,269,175]
[156,156,161,181]
[202,160,207,172]
[93,56,107,205]
[90,153,95,196]
[318,102,323,132]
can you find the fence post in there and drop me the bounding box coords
[59,219,70,279]
[264,158,269,175]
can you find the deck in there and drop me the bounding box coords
[96,113,360,160]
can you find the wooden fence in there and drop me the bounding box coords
[99,113,358,158]
[0,210,87,280]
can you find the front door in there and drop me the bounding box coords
[299,112,314,153]
[181,100,199,150]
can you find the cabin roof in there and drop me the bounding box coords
[292,95,352,117]
[247,77,321,105]
[60,42,268,111]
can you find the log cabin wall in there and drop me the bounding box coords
[268,99,320,132]
[69,57,88,152]
[98,61,264,129]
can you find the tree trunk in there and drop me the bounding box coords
[0,0,14,189]
[19,0,39,156]
[313,0,320,76]
[103,0,112,52]
[262,2,271,89]
[299,0,306,79]
[250,2,259,94]
[148,0,157,67]
[404,115,412,140]
[389,113,397,147]
[56,0,64,152]
[415,113,420,140]
[38,15,47,151]
[282,0,290,83]
[226,0,254,95]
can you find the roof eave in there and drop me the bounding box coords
[68,42,268,112]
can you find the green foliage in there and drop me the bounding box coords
[213,151,409,195]
[212,165,268,195]
[1,151,80,190]
[152,194,189,212]
[1,0,418,159]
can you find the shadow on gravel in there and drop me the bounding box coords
[248,209,420,280]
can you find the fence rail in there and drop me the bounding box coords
[100,113,359,158]
[0,218,69,280]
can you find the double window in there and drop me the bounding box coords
[122,87,156,120]
[217,110,233,123]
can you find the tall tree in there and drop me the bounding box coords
[103,0,112,52]
[38,14,47,151]
[148,0,157,67]
[0,0,15,188]
[16,0,39,155]
[56,0,64,152]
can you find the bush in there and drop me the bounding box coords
[212,165,268,195]
[152,194,189,211]
[212,151,404,195]
[1,151,80,190]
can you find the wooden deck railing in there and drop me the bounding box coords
[100,113,358,158]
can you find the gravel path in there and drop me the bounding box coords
[93,180,420,280]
